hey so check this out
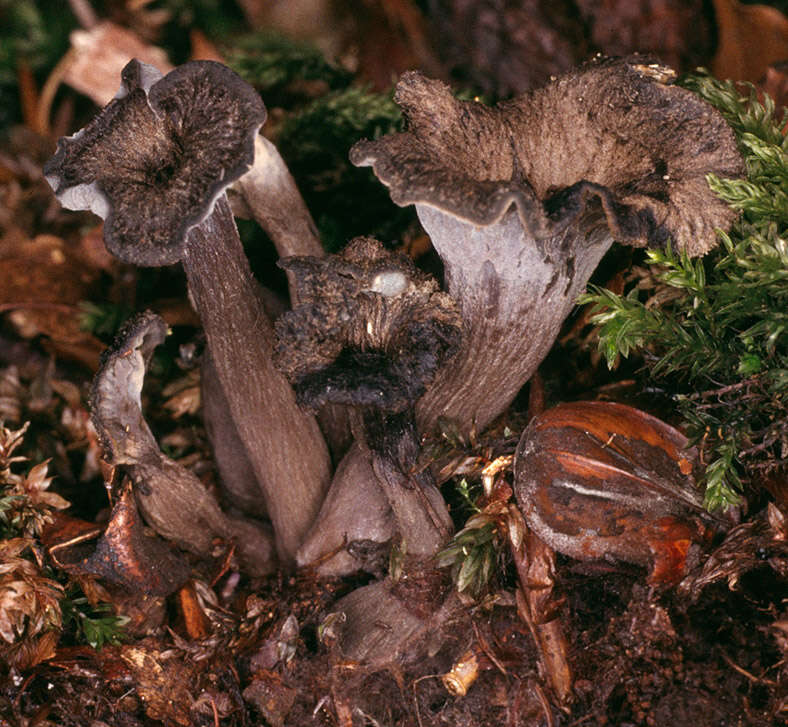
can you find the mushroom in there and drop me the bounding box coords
[273,237,461,574]
[44,59,332,564]
[350,56,745,437]
[273,237,463,663]
[90,311,276,576]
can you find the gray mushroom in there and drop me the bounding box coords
[274,237,460,574]
[44,59,331,564]
[350,56,744,436]
[90,311,276,576]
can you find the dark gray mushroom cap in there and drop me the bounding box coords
[273,237,462,413]
[44,59,266,266]
[350,56,745,256]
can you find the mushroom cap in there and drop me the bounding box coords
[350,56,745,256]
[45,59,266,266]
[273,237,462,413]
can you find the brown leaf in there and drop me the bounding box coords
[65,486,190,597]
[19,460,69,511]
[63,22,172,107]
[712,0,788,82]
[0,628,59,670]
[0,233,105,367]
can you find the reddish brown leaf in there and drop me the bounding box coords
[0,233,105,368]
[60,487,190,597]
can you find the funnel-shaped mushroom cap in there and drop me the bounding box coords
[45,59,266,266]
[274,237,462,414]
[350,58,745,435]
[351,57,743,256]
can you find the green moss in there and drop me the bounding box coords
[277,86,411,251]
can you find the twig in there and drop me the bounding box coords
[36,48,78,139]
[720,651,777,686]
[0,302,80,315]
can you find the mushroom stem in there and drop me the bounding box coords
[235,134,324,261]
[201,350,266,519]
[296,441,395,576]
[182,195,331,563]
[414,204,612,434]
[362,409,452,553]
[233,134,353,461]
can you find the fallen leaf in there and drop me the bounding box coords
[63,22,172,107]
[0,233,105,368]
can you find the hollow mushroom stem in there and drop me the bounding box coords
[231,134,354,460]
[182,196,331,560]
[233,134,324,261]
[414,203,610,433]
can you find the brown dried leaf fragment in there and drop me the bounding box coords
[63,21,173,107]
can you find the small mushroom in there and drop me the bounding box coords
[274,236,462,416]
[90,311,276,576]
[274,237,461,573]
[350,56,744,436]
[44,59,332,564]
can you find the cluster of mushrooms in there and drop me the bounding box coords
[44,56,743,664]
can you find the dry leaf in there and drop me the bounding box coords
[0,233,105,367]
[63,22,172,107]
